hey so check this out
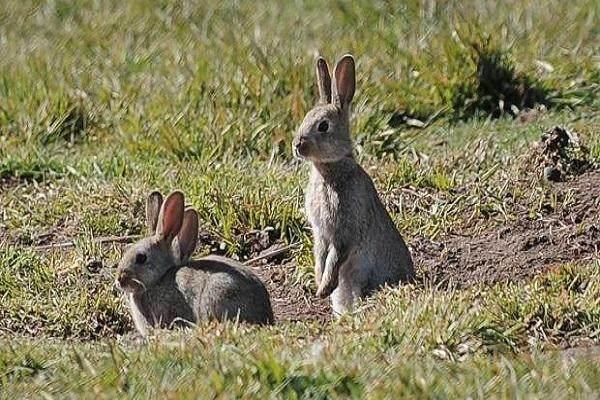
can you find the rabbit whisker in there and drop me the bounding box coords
[131,278,147,292]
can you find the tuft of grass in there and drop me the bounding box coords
[0,154,64,184]
[449,39,551,119]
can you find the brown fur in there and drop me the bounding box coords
[116,191,274,335]
[293,55,414,315]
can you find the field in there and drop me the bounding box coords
[1,0,599,398]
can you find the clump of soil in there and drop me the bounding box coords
[527,126,592,182]
[413,170,600,287]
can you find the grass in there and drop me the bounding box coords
[0,0,599,397]
[1,264,599,398]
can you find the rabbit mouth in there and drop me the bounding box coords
[117,276,147,293]
[293,146,307,160]
[293,141,312,159]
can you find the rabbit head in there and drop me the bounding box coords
[293,54,356,163]
[116,190,199,294]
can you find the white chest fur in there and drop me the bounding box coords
[306,172,339,241]
[127,293,149,336]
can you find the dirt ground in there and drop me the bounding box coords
[253,169,599,322]
[5,170,598,325]
[249,261,331,324]
[272,128,598,318]
[412,170,599,288]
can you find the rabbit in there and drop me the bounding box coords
[292,54,415,315]
[116,190,274,336]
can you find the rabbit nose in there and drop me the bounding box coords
[294,137,309,155]
[117,270,132,286]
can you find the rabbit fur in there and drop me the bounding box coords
[292,55,415,315]
[116,190,274,335]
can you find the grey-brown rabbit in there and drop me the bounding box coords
[116,190,274,335]
[293,54,414,315]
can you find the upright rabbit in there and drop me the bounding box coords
[116,191,274,335]
[293,54,415,315]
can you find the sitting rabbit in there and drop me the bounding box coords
[292,54,415,315]
[116,190,274,335]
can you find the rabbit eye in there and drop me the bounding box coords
[135,253,147,264]
[317,120,329,133]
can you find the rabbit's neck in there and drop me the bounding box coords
[312,156,357,183]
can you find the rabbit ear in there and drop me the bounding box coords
[156,191,184,243]
[173,208,199,263]
[316,56,332,104]
[332,54,355,110]
[146,190,163,234]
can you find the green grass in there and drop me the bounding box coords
[1,264,599,398]
[1,0,599,397]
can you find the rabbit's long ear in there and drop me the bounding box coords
[156,191,184,243]
[332,54,355,110]
[316,56,332,104]
[146,191,164,234]
[173,208,199,263]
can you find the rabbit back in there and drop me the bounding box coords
[181,255,274,325]
[128,255,274,333]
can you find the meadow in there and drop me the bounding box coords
[1,0,599,398]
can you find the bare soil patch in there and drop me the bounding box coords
[250,261,331,324]
[413,170,600,287]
